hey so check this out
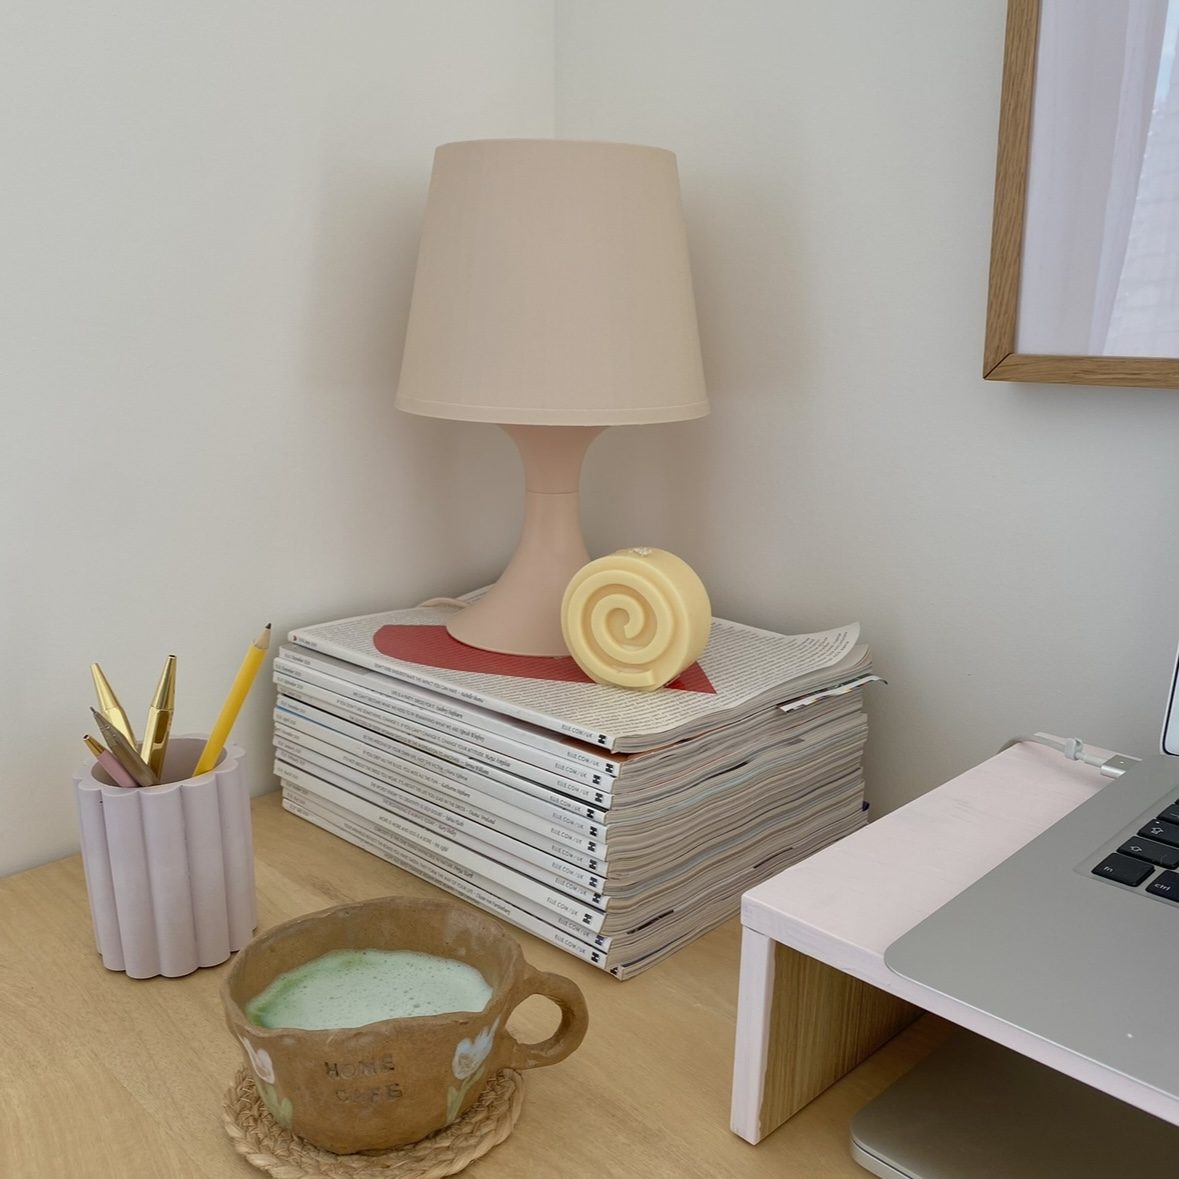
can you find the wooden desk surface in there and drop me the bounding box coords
[0,792,947,1178]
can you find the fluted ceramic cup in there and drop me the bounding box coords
[222,895,589,1153]
[74,735,255,978]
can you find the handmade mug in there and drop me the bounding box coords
[221,895,589,1152]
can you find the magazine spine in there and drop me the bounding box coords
[279,793,612,973]
[281,779,613,949]
[274,682,613,808]
[278,648,624,777]
[278,766,609,934]
[273,720,607,866]
[275,661,613,790]
[273,744,608,895]
[273,705,609,829]
[289,629,616,749]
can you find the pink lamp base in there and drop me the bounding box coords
[446,424,604,657]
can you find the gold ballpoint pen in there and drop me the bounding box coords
[91,707,158,787]
[90,662,136,746]
[140,654,176,778]
[83,734,140,791]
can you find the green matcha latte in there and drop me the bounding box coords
[245,948,493,1031]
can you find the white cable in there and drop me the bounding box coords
[998,732,1141,778]
[998,732,1073,757]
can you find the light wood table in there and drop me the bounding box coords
[0,791,949,1178]
[729,740,1177,1145]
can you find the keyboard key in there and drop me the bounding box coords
[1137,819,1179,847]
[1117,837,1179,869]
[1091,853,1153,887]
[1158,804,1179,825]
[1146,871,1179,902]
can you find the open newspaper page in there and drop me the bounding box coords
[289,601,867,752]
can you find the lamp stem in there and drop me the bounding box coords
[445,424,605,656]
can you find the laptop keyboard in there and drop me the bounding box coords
[1092,798,1179,899]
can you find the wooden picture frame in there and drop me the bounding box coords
[983,0,1179,388]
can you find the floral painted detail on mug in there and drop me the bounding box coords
[239,1035,276,1084]
[446,1018,500,1124]
[259,1080,294,1130]
[240,1035,293,1129]
[452,1018,499,1081]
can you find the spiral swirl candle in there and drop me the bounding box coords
[561,548,712,690]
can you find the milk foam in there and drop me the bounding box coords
[245,949,493,1030]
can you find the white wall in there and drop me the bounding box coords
[0,1,554,875]
[9,0,1179,879]
[555,1,1179,815]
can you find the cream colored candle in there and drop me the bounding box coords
[561,547,712,690]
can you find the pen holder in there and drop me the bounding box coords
[73,735,257,979]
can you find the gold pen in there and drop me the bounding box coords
[90,663,136,746]
[140,654,176,777]
[91,707,158,787]
[83,734,139,790]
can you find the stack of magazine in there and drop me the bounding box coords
[272,600,878,979]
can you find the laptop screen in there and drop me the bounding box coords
[1161,641,1179,755]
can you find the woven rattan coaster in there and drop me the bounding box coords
[223,1066,524,1179]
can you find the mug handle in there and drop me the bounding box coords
[505,965,589,1070]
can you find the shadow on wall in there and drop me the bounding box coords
[298,169,423,393]
[280,167,515,608]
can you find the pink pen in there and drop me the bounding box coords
[82,735,139,790]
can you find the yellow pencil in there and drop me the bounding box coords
[193,624,272,776]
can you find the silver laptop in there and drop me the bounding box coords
[885,749,1179,1103]
[850,1030,1179,1179]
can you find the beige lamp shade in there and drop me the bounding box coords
[395,139,709,425]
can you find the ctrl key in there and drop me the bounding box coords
[1091,853,1152,887]
[1146,871,1179,902]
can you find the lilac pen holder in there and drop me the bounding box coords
[73,735,257,979]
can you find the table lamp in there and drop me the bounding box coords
[396,139,708,656]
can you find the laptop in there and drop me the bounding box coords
[883,657,1179,1109]
[850,664,1179,1177]
[849,1030,1179,1179]
[884,749,1179,1103]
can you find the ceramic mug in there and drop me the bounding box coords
[221,895,589,1152]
